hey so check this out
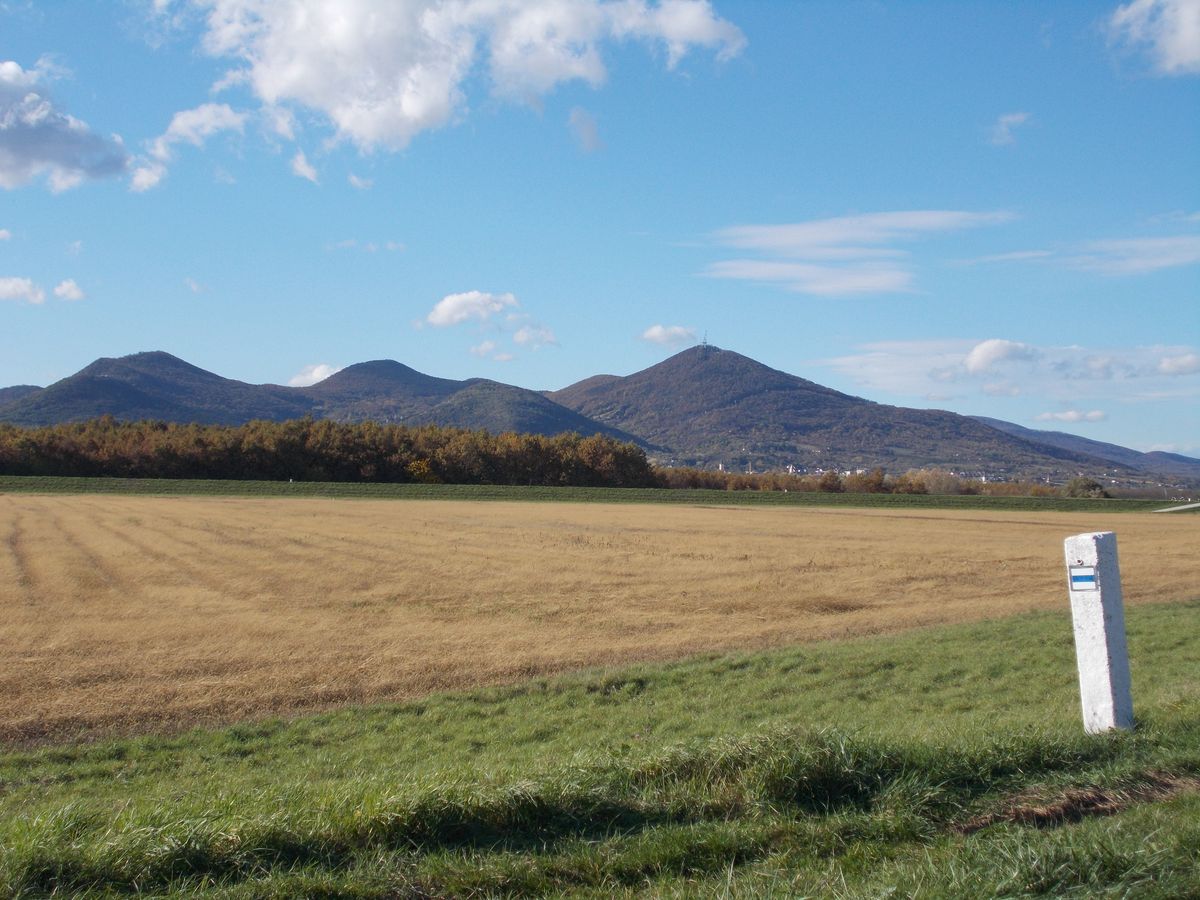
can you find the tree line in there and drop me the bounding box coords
[0,418,658,488]
[0,418,1113,497]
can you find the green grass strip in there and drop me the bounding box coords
[0,474,1173,512]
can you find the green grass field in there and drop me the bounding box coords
[0,474,1180,513]
[2,599,1198,897]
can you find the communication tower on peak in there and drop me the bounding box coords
[698,331,711,358]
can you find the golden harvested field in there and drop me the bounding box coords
[2,492,1198,745]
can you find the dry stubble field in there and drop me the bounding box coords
[2,492,1197,745]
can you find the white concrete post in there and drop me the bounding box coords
[1064,531,1133,733]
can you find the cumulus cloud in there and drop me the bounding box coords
[1035,410,1107,423]
[131,102,247,191]
[290,149,318,182]
[706,210,1014,296]
[989,111,1031,145]
[0,276,45,303]
[53,278,84,300]
[470,340,498,357]
[0,228,10,240]
[0,58,128,191]
[568,106,602,152]
[964,338,1039,374]
[170,0,743,152]
[641,323,697,345]
[1109,0,1200,74]
[426,290,519,326]
[513,324,558,348]
[288,362,340,386]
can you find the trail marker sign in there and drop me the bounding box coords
[1064,531,1133,734]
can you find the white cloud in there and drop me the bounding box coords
[982,382,1021,397]
[178,0,744,152]
[347,173,373,190]
[131,102,247,191]
[568,106,602,152]
[823,339,1200,417]
[1159,352,1200,375]
[959,249,1052,265]
[67,239,82,254]
[184,277,204,293]
[706,210,1015,296]
[262,104,294,139]
[706,259,914,296]
[1035,410,1107,423]
[492,352,515,362]
[1063,235,1200,275]
[0,228,10,240]
[470,340,497,357]
[290,149,318,182]
[989,111,1031,145]
[1110,0,1200,75]
[964,338,1039,374]
[641,323,697,345]
[0,58,129,191]
[426,289,518,326]
[288,362,340,386]
[0,276,45,303]
[53,278,83,300]
[513,323,558,348]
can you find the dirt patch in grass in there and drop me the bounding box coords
[957,772,1200,834]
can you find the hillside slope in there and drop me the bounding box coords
[549,345,1124,476]
[0,352,634,441]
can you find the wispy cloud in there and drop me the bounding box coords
[1109,0,1200,75]
[958,249,1053,265]
[822,338,1200,414]
[290,150,318,183]
[131,102,247,191]
[0,228,11,241]
[347,173,373,190]
[1063,234,1200,275]
[1159,352,1200,375]
[989,111,1031,145]
[568,106,603,152]
[513,324,558,349]
[960,233,1200,276]
[1035,409,1107,423]
[705,210,1015,296]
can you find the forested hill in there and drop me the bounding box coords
[547,345,1151,478]
[0,352,637,443]
[1,347,1195,482]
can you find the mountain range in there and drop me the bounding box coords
[1,346,1196,483]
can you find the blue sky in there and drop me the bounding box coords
[2,0,1198,455]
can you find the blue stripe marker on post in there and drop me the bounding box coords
[1070,566,1097,590]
